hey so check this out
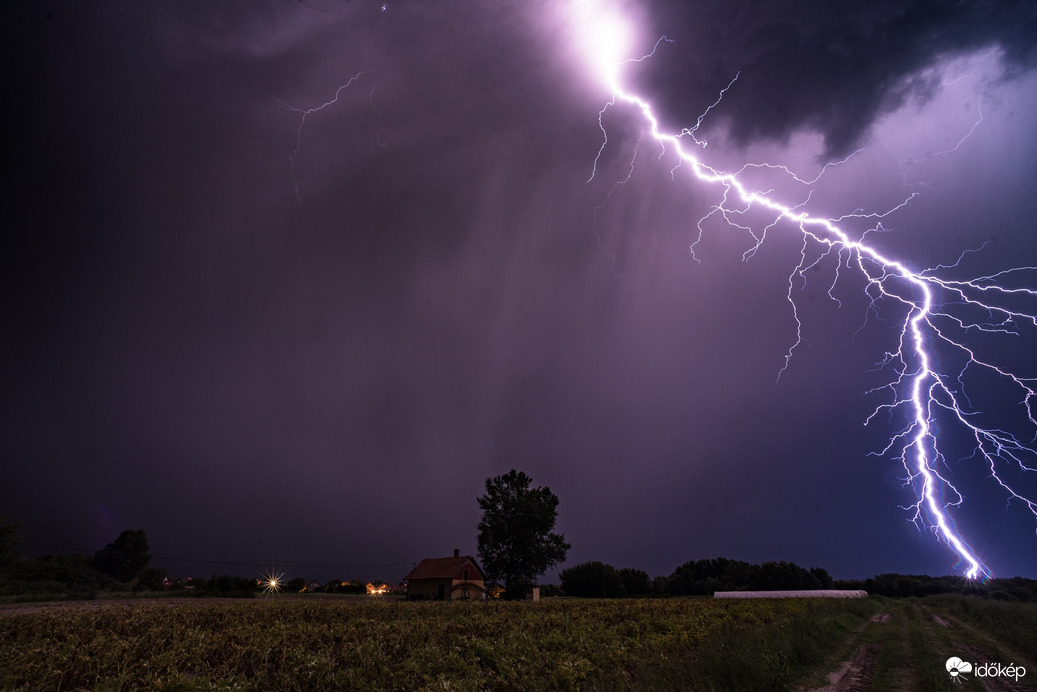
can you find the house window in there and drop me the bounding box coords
[464,568,470,581]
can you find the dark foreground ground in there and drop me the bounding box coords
[0,594,1033,690]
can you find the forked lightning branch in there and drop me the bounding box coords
[571,0,1037,578]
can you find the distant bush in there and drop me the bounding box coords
[201,574,258,598]
[559,562,651,597]
[134,567,169,592]
[538,583,564,597]
[617,568,652,596]
[560,561,621,597]
[335,580,366,594]
[666,557,824,595]
[0,555,119,597]
[0,528,169,600]
[92,530,151,583]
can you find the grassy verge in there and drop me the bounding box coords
[799,596,1037,691]
[925,594,1037,660]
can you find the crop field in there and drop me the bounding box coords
[0,595,1033,690]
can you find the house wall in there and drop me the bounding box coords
[449,579,486,600]
[407,578,453,600]
[408,578,487,600]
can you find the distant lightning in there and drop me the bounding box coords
[278,70,372,201]
[573,0,1037,578]
[899,99,984,188]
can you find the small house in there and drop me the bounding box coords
[405,549,486,600]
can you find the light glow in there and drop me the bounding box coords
[569,0,634,85]
[260,569,288,595]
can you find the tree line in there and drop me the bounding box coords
[559,556,1037,601]
[0,521,262,599]
[0,520,404,599]
[836,573,1037,601]
[560,557,832,598]
[7,474,1037,604]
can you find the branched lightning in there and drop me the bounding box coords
[278,70,372,201]
[574,1,1037,578]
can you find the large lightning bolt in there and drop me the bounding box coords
[572,1,1037,578]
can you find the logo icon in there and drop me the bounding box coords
[946,657,973,682]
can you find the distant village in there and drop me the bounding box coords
[162,549,500,600]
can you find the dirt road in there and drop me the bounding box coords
[804,599,1035,691]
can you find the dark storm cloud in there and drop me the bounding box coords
[638,0,1037,155]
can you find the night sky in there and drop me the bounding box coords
[5,0,1037,584]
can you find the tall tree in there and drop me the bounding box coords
[92,529,152,582]
[477,469,569,599]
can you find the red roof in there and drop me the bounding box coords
[405,555,485,581]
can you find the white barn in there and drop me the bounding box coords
[714,590,868,599]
